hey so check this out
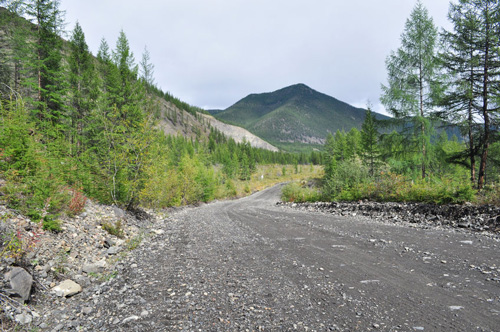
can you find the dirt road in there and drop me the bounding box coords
[80,185,500,331]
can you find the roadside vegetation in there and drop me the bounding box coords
[283,1,500,206]
[0,1,321,224]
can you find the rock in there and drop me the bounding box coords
[113,206,126,218]
[82,307,93,315]
[82,259,107,274]
[4,267,33,303]
[122,315,139,324]
[53,279,82,297]
[14,313,32,325]
[107,246,119,255]
[104,238,115,248]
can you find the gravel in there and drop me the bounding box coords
[2,185,499,331]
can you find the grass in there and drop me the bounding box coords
[218,164,323,200]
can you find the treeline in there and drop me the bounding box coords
[0,0,315,217]
[284,1,500,205]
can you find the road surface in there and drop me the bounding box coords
[83,185,500,331]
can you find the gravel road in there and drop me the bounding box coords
[77,185,500,331]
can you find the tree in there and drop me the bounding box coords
[323,133,337,180]
[381,1,439,179]
[68,21,95,153]
[465,0,500,189]
[361,107,381,176]
[24,0,67,128]
[438,1,482,183]
[140,45,155,91]
[112,30,143,126]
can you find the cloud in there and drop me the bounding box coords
[61,0,451,113]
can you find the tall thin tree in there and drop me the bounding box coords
[381,1,439,179]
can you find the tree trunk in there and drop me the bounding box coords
[419,60,426,179]
[477,7,492,190]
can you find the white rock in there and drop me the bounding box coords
[53,279,82,297]
[122,315,140,324]
[14,313,32,325]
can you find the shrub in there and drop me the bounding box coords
[42,215,62,233]
[282,182,321,203]
[102,220,124,238]
[67,188,87,216]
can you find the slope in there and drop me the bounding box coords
[212,84,389,150]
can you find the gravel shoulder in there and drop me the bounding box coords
[3,185,500,331]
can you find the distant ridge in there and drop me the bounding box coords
[210,84,389,151]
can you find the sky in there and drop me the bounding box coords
[59,0,453,115]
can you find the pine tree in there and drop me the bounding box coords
[381,1,439,179]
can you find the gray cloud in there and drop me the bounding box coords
[60,0,452,114]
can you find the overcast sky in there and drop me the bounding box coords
[59,0,452,115]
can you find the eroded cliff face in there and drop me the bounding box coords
[201,114,279,151]
[154,98,278,151]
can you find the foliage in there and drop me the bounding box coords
[281,182,321,203]
[102,219,124,239]
[380,1,439,179]
[42,214,62,232]
[0,216,43,264]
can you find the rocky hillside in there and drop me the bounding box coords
[152,97,278,151]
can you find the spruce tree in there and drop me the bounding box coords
[381,1,439,179]
[69,21,94,153]
[24,0,66,129]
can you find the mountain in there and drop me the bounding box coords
[210,84,389,151]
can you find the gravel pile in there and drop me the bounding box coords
[0,199,161,331]
[277,201,500,233]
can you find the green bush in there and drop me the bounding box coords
[102,220,124,238]
[281,182,321,203]
[42,215,62,233]
[340,173,475,204]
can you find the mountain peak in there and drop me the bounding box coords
[212,84,388,151]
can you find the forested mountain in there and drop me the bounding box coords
[210,83,390,151]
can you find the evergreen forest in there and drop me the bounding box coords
[0,0,318,221]
[0,0,499,224]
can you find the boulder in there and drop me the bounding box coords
[82,259,107,274]
[4,267,33,303]
[53,279,82,297]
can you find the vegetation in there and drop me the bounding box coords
[0,0,499,216]
[0,1,321,222]
[211,83,389,152]
[282,0,500,206]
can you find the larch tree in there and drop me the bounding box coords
[361,106,381,176]
[381,1,439,179]
[468,0,500,189]
[438,0,483,184]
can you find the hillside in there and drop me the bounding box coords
[211,84,389,151]
[151,97,278,151]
